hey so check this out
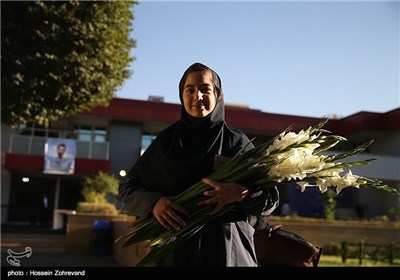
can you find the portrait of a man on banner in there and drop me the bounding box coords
[44,138,76,175]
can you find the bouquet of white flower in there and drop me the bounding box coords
[115,118,399,266]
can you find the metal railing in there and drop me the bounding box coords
[8,135,109,160]
[341,240,400,265]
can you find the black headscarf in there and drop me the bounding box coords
[127,63,252,196]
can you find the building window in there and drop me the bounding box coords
[18,123,61,138]
[74,126,107,143]
[94,128,107,142]
[17,124,107,142]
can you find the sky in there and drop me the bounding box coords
[116,0,400,119]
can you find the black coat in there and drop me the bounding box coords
[119,99,279,266]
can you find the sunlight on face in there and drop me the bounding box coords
[182,71,217,118]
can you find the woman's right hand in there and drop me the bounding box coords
[152,196,189,230]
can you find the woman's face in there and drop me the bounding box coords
[182,71,217,118]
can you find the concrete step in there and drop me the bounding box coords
[1,234,66,254]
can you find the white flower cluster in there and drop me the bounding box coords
[267,129,359,194]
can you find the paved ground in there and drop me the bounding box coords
[1,252,119,267]
[1,224,121,271]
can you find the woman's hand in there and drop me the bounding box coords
[198,178,249,215]
[152,196,190,230]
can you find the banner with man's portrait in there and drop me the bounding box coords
[44,138,76,175]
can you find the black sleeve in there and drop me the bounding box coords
[237,186,280,216]
[118,174,163,218]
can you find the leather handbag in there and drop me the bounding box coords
[254,224,323,267]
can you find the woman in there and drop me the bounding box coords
[119,62,279,266]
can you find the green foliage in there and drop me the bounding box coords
[1,0,137,127]
[76,202,118,215]
[79,171,120,214]
[319,255,400,267]
[81,171,118,203]
[388,200,400,221]
[322,242,342,256]
[81,188,107,204]
[321,188,337,221]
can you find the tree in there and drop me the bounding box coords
[321,188,337,220]
[1,0,137,127]
[78,171,120,214]
[81,171,118,204]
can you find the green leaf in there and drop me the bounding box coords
[1,1,137,127]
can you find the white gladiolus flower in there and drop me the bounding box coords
[314,171,360,194]
[335,171,360,193]
[316,178,330,192]
[268,147,325,181]
[117,118,399,267]
[297,181,313,192]
[312,163,343,178]
[266,130,312,155]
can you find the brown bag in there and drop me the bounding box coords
[254,224,322,267]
